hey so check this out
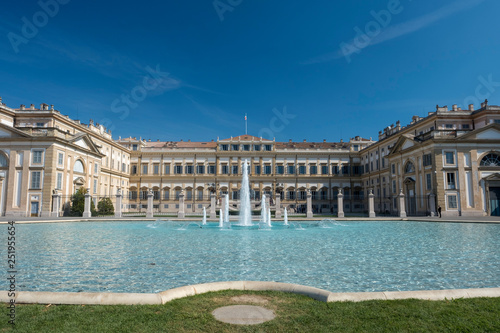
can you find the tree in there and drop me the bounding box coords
[97,197,115,216]
[70,187,96,217]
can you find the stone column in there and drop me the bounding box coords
[429,193,436,217]
[178,191,185,218]
[368,189,375,218]
[275,194,281,219]
[306,189,313,218]
[115,188,122,218]
[51,190,61,218]
[210,193,216,219]
[398,189,407,218]
[146,188,153,218]
[337,189,344,218]
[82,188,92,218]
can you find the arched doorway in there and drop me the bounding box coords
[480,153,500,216]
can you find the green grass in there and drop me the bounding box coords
[2,291,500,332]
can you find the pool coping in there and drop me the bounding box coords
[2,282,500,305]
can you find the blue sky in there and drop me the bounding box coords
[1,0,499,142]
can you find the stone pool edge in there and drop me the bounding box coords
[2,282,500,305]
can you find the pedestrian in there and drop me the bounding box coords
[437,206,442,218]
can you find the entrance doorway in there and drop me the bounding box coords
[30,202,39,217]
[490,187,500,216]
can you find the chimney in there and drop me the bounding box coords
[50,104,54,111]
[323,139,326,143]
[452,104,458,111]
[20,104,25,110]
[289,139,292,142]
[340,139,343,143]
[188,139,191,142]
[30,104,35,110]
[303,139,306,142]
[468,104,474,111]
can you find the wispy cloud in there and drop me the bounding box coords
[304,0,486,64]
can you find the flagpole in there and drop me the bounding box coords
[245,114,247,135]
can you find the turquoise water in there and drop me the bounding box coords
[3,220,500,293]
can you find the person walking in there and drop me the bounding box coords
[437,206,442,218]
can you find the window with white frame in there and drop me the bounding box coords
[56,173,63,189]
[447,194,458,209]
[32,150,43,164]
[31,171,41,189]
[446,172,456,189]
[445,152,455,165]
[58,152,64,166]
[426,173,432,191]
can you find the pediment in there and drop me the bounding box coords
[0,123,32,138]
[458,123,500,140]
[483,173,500,181]
[387,135,418,156]
[67,133,103,156]
[74,138,90,150]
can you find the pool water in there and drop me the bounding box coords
[3,220,500,293]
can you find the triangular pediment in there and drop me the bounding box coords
[67,133,103,156]
[458,123,500,140]
[0,123,33,138]
[483,173,500,181]
[387,135,418,156]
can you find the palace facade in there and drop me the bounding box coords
[0,96,499,218]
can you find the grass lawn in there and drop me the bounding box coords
[2,291,500,332]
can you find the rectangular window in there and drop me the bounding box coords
[186,190,192,200]
[264,165,272,175]
[342,165,349,175]
[56,173,63,190]
[93,179,97,194]
[254,145,261,151]
[175,165,183,174]
[321,191,327,200]
[353,145,359,151]
[445,124,453,129]
[423,154,432,166]
[445,152,455,165]
[287,165,295,175]
[462,124,470,129]
[392,180,396,194]
[332,165,339,174]
[299,191,307,200]
[254,165,261,175]
[288,191,296,200]
[131,165,137,174]
[446,172,456,189]
[32,150,43,164]
[232,165,238,174]
[130,191,138,200]
[426,173,432,190]
[154,191,160,200]
[197,165,205,174]
[265,145,272,151]
[221,165,229,174]
[132,144,138,151]
[232,191,238,200]
[165,164,170,174]
[185,165,194,174]
[276,165,284,175]
[299,165,306,175]
[197,190,204,200]
[310,165,317,175]
[163,191,170,200]
[448,195,458,209]
[321,165,328,175]
[153,164,159,175]
[391,164,395,174]
[208,165,215,174]
[142,164,148,175]
[220,144,228,151]
[58,153,64,166]
[311,191,317,200]
[31,171,41,189]
[243,144,250,151]
[122,163,126,172]
[231,144,239,151]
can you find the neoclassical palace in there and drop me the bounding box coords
[0,97,499,218]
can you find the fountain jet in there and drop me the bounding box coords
[239,159,252,226]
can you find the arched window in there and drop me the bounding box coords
[73,160,85,173]
[0,154,8,167]
[480,153,500,167]
[404,161,415,173]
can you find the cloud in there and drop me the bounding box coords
[304,0,486,64]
